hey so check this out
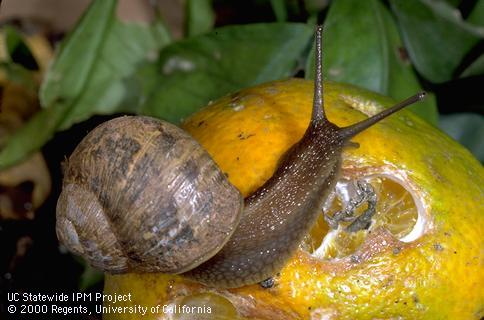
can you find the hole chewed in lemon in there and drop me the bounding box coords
[301,174,423,260]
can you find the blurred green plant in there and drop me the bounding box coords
[0,0,483,169]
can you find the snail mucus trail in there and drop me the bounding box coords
[55,26,425,289]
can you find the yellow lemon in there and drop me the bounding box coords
[104,79,483,320]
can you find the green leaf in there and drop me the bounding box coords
[460,54,484,77]
[3,26,39,70]
[139,23,313,123]
[40,0,117,108]
[0,0,116,169]
[270,0,288,22]
[304,0,330,14]
[439,113,484,162]
[390,0,484,83]
[468,0,484,26]
[305,0,437,124]
[57,20,170,130]
[185,0,215,37]
[0,0,171,169]
[3,26,21,56]
[0,103,68,169]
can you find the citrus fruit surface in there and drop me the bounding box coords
[104,79,483,320]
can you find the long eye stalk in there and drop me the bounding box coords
[312,25,326,123]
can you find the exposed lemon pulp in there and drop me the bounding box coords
[301,175,418,259]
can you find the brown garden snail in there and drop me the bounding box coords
[56,26,425,288]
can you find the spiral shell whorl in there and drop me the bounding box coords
[56,116,243,273]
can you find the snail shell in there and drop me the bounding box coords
[56,116,243,274]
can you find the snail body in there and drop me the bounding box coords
[56,27,425,288]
